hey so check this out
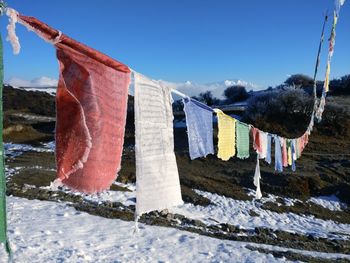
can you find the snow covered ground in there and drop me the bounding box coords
[170,190,350,240]
[1,197,349,263]
[2,142,350,261]
[0,197,291,263]
[65,182,350,240]
[308,195,348,211]
[4,142,55,159]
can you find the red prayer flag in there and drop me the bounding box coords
[18,15,131,193]
[282,138,288,167]
[251,127,262,154]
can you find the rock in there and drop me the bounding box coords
[160,209,169,216]
[192,219,206,227]
[248,209,259,217]
[166,213,175,221]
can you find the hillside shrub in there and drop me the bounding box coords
[243,87,350,137]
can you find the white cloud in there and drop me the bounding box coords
[6,76,260,99]
[159,79,260,99]
[6,76,58,88]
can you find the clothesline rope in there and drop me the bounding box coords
[171,88,189,99]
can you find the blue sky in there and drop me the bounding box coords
[1,0,349,89]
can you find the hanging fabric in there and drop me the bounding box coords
[307,112,315,135]
[328,13,338,59]
[324,61,331,93]
[312,14,328,101]
[335,0,346,16]
[316,10,340,121]
[282,138,288,167]
[134,72,183,217]
[252,127,262,154]
[291,139,297,172]
[259,131,268,159]
[287,140,293,166]
[265,134,272,164]
[215,109,236,161]
[236,121,250,159]
[299,136,305,157]
[183,98,214,160]
[0,34,11,258]
[296,138,301,159]
[302,133,309,152]
[253,154,262,199]
[274,135,283,173]
[12,13,131,193]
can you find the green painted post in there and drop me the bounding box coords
[0,34,11,258]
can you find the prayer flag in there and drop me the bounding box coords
[259,131,268,159]
[274,136,283,173]
[252,127,263,155]
[134,73,183,217]
[236,121,250,159]
[18,14,131,193]
[282,138,288,167]
[254,155,262,199]
[287,140,293,166]
[216,110,236,161]
[265,134,272,164]
[183,99,214,160]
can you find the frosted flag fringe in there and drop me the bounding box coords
[6,8,20,54]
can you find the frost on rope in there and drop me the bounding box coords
[5,7,62,55]
[6,8,21,54]
[16,17,62,46]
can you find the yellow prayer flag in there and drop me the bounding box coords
[324,62,331,92]
[288,144,292,166]
[215,109,236,161]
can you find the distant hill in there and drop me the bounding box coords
[4,85,56,117]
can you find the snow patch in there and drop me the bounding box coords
[169,190,350,240]
[44,183,350,241]
[0,197,298,262]
[308,195,347,211]
[4,142,55,159]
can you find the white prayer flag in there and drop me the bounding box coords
[134,72,183,217]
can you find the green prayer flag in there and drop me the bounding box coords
[236,121,250,159]
[0,34,11,257]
